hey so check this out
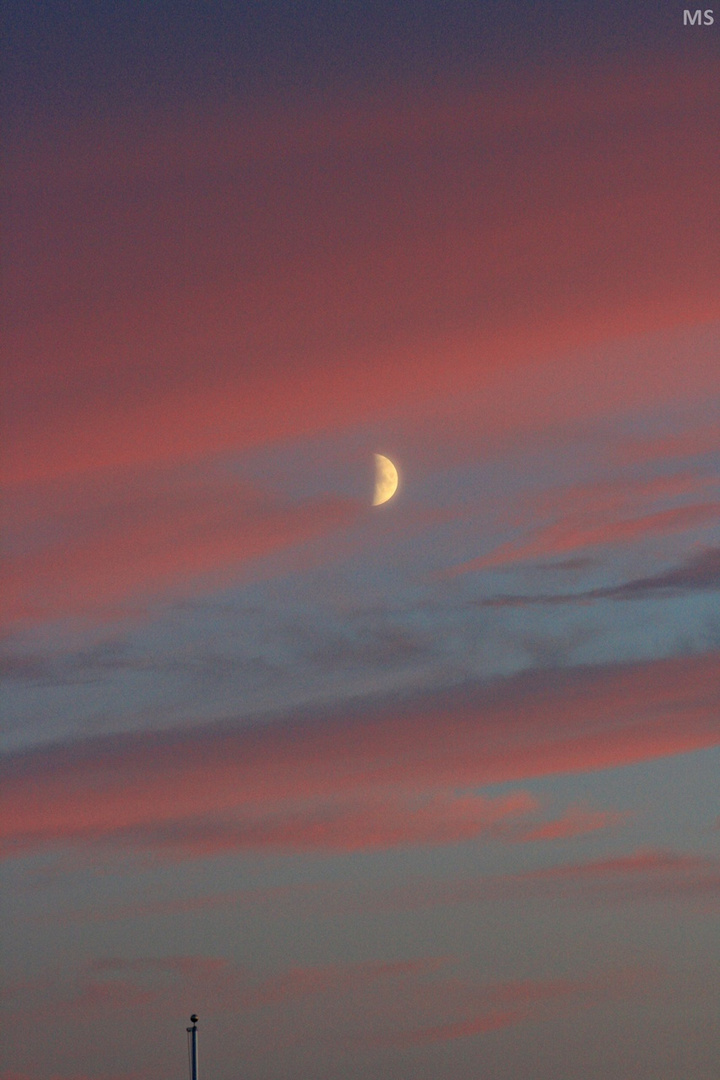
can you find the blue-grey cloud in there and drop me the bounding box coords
[482,546,720,608]
[1,649,718,860]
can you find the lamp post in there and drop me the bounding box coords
[186,1014,199,1080]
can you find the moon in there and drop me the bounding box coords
[373,454,399,506]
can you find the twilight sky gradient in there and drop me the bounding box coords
[2,4,719,1080]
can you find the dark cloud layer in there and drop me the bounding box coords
[482,546,720,608]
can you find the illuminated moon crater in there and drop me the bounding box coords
[373,454,399,506]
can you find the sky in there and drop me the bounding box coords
[1,3,719,1080]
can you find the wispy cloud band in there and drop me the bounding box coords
[2,650,717,860]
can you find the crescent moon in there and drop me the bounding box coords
[373,454,399,506]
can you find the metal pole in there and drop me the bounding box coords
[187,1015,198,1080]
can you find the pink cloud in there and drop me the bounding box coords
[3,468,362,624]
[363,965,658,1048]
[381,849,720,914]
[612,425,720,468]
[97,790,539,858]
[389,975,584,1046]
[1,650,717,860]
[446,467,720,574]
[396,1009,521,1044]
[518,849,720,897]
[5,62,719,633]
[7,953,446,1022]
[505,805,629,843]
[3,789,540,861]
[413,968,657,1045]
[5,60,719,493]
[29,807,634,924]
[4,950,656,1052]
